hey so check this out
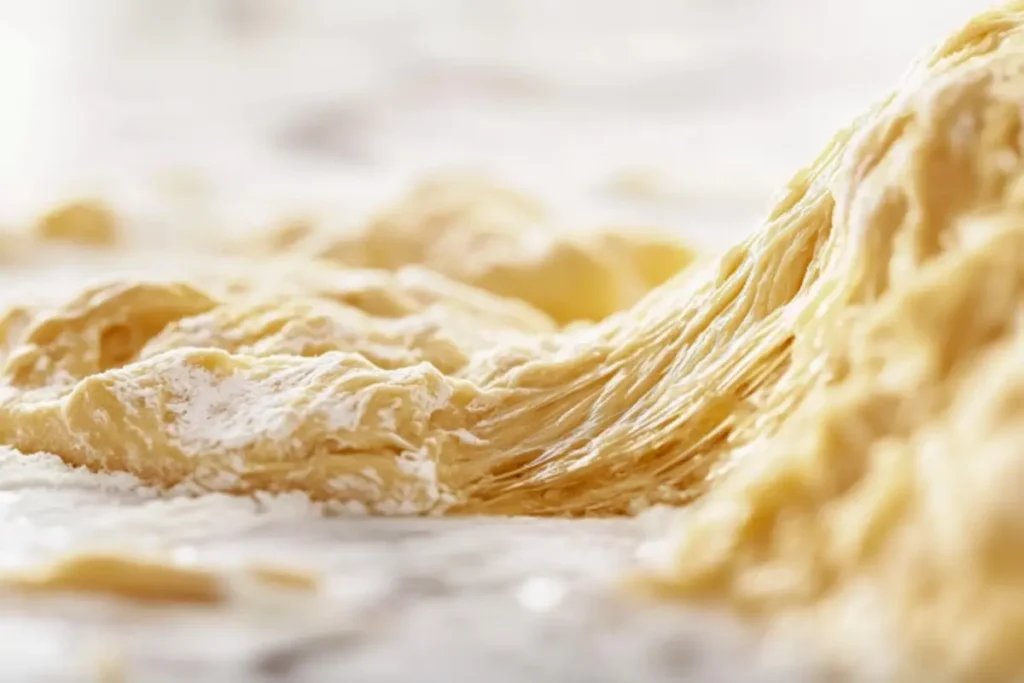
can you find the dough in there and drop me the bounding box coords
[34,200,119,247]
[3,553,319,604]
[6,554,225,604]
[636,4,1024,679]
[1,2,1024,677]
[244,175,697,324]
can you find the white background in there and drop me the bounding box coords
[0,0,986,246]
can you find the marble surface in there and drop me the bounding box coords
[0,452,819,683]
[0,0,994,681]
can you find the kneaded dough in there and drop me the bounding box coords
[3,2,1024,678]
[244,175,697,324]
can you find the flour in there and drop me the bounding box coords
[321,391,374,432]
[104,346,452,513]
[0,447,327,526]
[161,355,283,454]
[0,448,148,497]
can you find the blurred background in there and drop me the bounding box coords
[0,0,986,248]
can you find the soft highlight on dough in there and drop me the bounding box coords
[2,2,1024,678]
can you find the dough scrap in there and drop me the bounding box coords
[34,200,120,247]
[2,553,319,604]
[1,3,1024,678]
[6,554,225,605]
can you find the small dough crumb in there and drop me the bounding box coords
[4,554,224,605]
[603,168,677,202]
[1,554,322,605]
[249,566,320,591]
[34,200,119,247]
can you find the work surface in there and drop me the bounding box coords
[0,0,990,680]
[0,454,791,683]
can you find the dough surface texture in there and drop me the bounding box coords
[244,175,697,324]
[4,3,1024,677]
[0,180,697,516]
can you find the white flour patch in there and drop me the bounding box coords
[0,446,328,566]
[160,356,293,454]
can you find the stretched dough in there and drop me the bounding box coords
[636,4,1024,679]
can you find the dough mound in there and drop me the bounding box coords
[638,3,1024,679]
[2,2,1024,677]
[245,174,697,324]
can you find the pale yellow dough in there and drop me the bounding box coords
[3,3,1024,679]
[34,200,119,247]
[245,175,697,324]
[2,553,319,604]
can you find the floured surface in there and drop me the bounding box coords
[0,451,818,683]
